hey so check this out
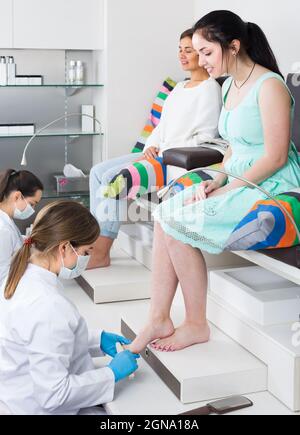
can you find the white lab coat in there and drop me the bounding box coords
[0,264,115,415]
[0,209,23,287]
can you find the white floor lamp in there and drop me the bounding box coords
[20,113,102,167]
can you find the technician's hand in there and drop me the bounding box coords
[144,146,159,160]
[108,350,140,382]
[184,180,221,205]
[100,331,132,358]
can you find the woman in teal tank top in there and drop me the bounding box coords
[127,11,300,354]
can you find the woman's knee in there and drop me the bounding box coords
[164,230,178,248]
[90,163,106,183]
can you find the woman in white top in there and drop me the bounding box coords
[0,200,139,415]
[89,28,222,268]
[0,169,43,287]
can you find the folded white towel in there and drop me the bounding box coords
[63,164,86,178]
[195,135,230,156]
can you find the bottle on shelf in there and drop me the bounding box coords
[75,61,85,85]
[81,105,95,132]
[7,56,16,85]
[67,60,77,84]
[0,56,7,86]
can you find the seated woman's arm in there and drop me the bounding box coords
[143,123,162,155]
[215,145,232,186]
[186,146,232,203]
[209,78,291,197]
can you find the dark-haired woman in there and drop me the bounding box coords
[127,10,300,354]
[88,28,222,269]
[0,169,43,286]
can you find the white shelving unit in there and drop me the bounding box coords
[0,0,104,50]
[0,62,102,195]
[0,130,101,139]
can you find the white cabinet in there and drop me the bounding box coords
[13,0,104,50]
[0,0,13,48]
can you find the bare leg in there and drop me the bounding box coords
[152,234,210,352]
[87,236,114,269]
[127,223,179,354]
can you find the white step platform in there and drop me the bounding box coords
[119,223,251,271]
[117,223,300,410]
[121,305,267,404]
[76,247,151,304]
[105,359,293,415]
[210,266,300,326]
[63,282,297,415]
[207,289,300,411]
[234,250,300,286]
[118,224,153,270]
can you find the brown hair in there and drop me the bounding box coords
[4,200,100,299]
[180,28,194,41]
[0,169,43,202]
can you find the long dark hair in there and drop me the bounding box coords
[193,10,283,79]
[0,169,44,203]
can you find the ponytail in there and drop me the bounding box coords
[4,200,100,300]
[0,169,16,202]
[246,22,283,79]
[0,169,43,203]
[193,10,283,78]
[4,243,32,300]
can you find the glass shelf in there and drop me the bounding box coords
[43,190,89,199]
[42,190,90,208]
[1,84,104,88]
[0,130,103,139]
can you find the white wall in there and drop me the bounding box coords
[99,0,195,161]
[194,0,300,77]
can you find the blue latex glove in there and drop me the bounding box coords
[100,331,131,357]
[108,350,140,383]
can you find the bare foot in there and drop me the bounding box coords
[126,318,175,354]
[87,254,111,269]
[151,321,210,352]
[87,236,114,269]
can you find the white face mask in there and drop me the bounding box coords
[13,197,35,220]
[59,244,90,280]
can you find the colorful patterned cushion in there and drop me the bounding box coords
[172,171,300,251]
[104,157,167,200]
[225,189,300,251]
[131,77,177,153]
[104,161,222,201]
[170,163,222,195]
